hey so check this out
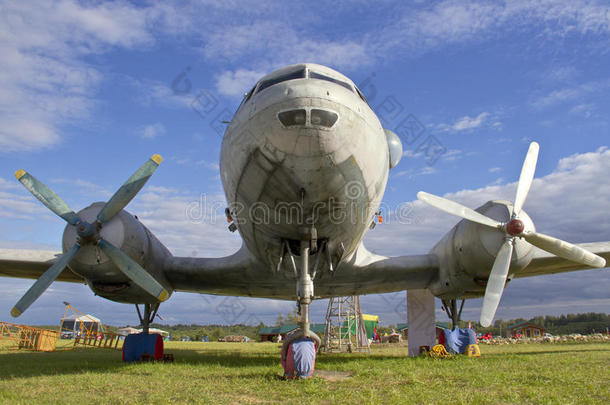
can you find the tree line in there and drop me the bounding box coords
[461,312,610,337]
[35,312,608,340]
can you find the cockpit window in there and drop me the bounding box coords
[238,85,256,110]
[311,109,338,127]
[244,85,256,102]
[256,69,306,94]
[355,87,369,105]
[309,71,353,92]
[278,109,306,127]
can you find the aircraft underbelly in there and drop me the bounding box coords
[234,147,371,266]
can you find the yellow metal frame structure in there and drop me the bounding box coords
[60,303,122,351]
[0,321,61,351]
[0,304,122,352]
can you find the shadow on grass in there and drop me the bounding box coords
[4,343,605,379]
[0,345,413,380]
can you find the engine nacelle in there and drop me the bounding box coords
[429,200,535,299]
[62,202,172,303]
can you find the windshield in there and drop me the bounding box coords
[256,69,306,93]
[309,71,353,92]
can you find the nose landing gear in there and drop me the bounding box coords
[281,240,321,378]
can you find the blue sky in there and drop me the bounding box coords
[0,0,609,327]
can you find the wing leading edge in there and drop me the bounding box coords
[0,249,84,283]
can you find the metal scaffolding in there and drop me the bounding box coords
[322,296,370,353]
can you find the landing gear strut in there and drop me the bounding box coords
[290,240,321,346]
[123,302,164,362]
[441,299,465,329]
[135,303,160,334]
[281,239,321,378]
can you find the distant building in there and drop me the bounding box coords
[116,327,169,338]
[508,321,545,338]
[396,322,451,342]
[116,327,140,336]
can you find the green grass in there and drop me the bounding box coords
[0,340,608,404]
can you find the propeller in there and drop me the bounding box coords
[417,142,606,327]
[11,154,168,317]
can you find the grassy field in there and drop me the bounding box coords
[0,340,608,404]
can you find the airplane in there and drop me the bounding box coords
[0,63,608,352]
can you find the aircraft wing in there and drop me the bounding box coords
[0,249,84,283]
[514,241,610,278]
[164,244,440,299]
[163,245,267,297]
[311,245,439,297]
[0,246,261,295]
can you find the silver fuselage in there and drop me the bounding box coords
[220,64,389,270]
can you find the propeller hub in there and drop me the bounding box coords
[506,218,525,236]
[76,221,97,240]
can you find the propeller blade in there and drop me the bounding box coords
[480,240,514,327]
[97,239,169,301]
[417,191,502,229]
[15,170,81,226]
[11,244,80,317]
[97,154,162,223]
[512,142,539,216]
[523,231,606,268]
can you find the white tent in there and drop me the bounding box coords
[116,327,169,337]
[117,327,140,336]
[61,314,103,335]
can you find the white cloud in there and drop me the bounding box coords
[131,189,239,258]
[51,178,111,199]
[442,149,463,161]
[394,166,437,178]
[215,69,265,97]
[436,112,504,133]
[0,191,49,220]
[448,112,490,132]
[372,0,610,59]
[531,79,610,109]
[569,103,594,118]
[0,0,157,152]
[134,79,194,109]
[545,66,578,82]
[0,177,21,190]
[488,177,504,186]
[202,20,371,72]
[138,123,166,139]
[488,167,501,173]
